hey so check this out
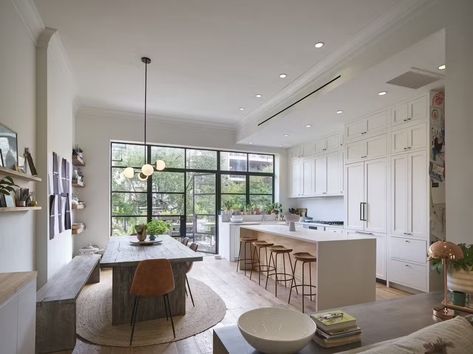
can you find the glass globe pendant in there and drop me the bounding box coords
[123,167,135,179]
[138,172,148,181]
[155,160,166,171]
[141,163,154,176]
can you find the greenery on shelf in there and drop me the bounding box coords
[147,219,171,236]
[431,243,473,273]
[0,176,18,197]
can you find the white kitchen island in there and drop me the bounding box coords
[240,224,376,311]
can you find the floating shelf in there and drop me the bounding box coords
[0,206,42,213]
[0,166,42,182]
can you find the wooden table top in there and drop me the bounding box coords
[214,292,443,354]
[0,271,37,307]
[101,235,203,267]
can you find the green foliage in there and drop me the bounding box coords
[431,243,473,273]
[0,176,18,196]
[147,220,170,235]
[264,202,283,214]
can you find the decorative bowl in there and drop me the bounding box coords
[238,307,316,354]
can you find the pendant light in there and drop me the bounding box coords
[123,57,166,180]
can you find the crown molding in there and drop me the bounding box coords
[77,105,238,132]
[10,0,44,43]
[237,0,433,132]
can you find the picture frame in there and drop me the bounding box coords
[0,150,4,167]
[0,123,18,170]
[17,156,26,173]
[4,194,15,208]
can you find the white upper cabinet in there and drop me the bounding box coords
[391,123,427,154]
[365,158,387,233]
[345,110,387,141]
[289,157,302,197]
[314,155,327,195]
[302,158,315,197]
[345,134,387,164]
[345,162,365,230]
[327,151,343,195]
[392,95,428,126]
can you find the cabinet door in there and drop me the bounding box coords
[366,134,387,160]
[303,143,316,156]
[326,135,341,151]
[289,158,302,197]
[392,102,409,125]
[391,128,410,153]
[366,111,387,135]
[314,156,327,195]
[0,297,19,354]
[409,123,427,151]
[327,151,342,195]
[345,119,367,140]
[315,139,328,154]
[409,95,428,123]
[345,162,365,230]
[409,151,428,239]
[345,140,367,164]
[375,233,387,280]
[391,155,409,235]
[302,158,314,196]
[365,158,387,233]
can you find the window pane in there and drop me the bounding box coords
[111,167,147,192]
[186,149,217,170]
[151,216,181,237]
[221,174,246,194]
[221,194,246,211]
[151,146,185,169]
[250,195,273,209]
[248,154,273,173]
[249,175,273,194]
[220,152,247,172]
[112,216,147,236]
[194,195,215,215]
[112,193,147,215]
[111,143,146,167]
[152,193,184,215]
[191,173,216,194]
[152,172,184,193]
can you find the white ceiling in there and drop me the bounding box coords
[240,29,445,147]
[34,0,414,126]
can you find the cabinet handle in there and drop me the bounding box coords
[407,146,412,150]
[359,202,363,221]
[322,192,327,194]
[403,232,413,236]
[356,231,374,235]
[323,148,327,151]
[361,131,367,135]
[404,240,410,243]
[404,264,410,268]
[361,155,367,159]
[362,202,368,221]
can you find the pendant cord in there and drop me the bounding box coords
[144,60,148,147]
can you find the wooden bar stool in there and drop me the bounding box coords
[249,240,274,285]
[236,237,258,276]
[265,245,295,297]
[288,252,317,313]
[129,259,176,345]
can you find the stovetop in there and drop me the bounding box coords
[305,220,344,226]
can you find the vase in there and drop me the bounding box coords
[447,269,473,294]
[149,234,156,241]
[136,230,147,242]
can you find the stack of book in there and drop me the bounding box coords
[310,310,361,348]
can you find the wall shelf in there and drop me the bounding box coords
[0,206,42,213]
[0,166,42,182]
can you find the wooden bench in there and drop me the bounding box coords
[36,254,101,353]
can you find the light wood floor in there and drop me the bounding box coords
[68,256,410,354]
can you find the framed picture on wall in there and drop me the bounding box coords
[0,150,4,167]
[0,123,18,170]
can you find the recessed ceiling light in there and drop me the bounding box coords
[438,64,446,70]
[283,134,289,137]
[336,110,343,114]
[314,42,324,48]
[378,91,387,96]
[239,107,245,111]
[249,142,253,145]
[255,94,262,98]
[305,124,312,128]
[279,73,287,79]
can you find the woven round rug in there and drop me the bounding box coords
[76,269,226,347]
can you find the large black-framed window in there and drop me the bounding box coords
[110,142,275,253]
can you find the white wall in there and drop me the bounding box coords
[0,0,37,273]
[288,197,344,221]
[74,108,285,253]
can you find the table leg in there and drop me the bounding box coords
[111,263,187,325]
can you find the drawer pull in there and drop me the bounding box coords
[361,155,367,159]
[403,232,413,236]
[405,240,410,243]
[361,131,367,135]
[404,264,410,267]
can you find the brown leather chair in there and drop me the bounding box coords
[181,237,190,246]
[129,259,176,345]
[184,242,199,306]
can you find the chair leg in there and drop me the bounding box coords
[288,254,298,295]
[186,275,195,307]
[250,245,257,281]
[288,259,297,305]
[130,297,137,326]
[283,253,287,287]
[309,261,313,301]
[274,253,279,297]
[265,252,274,290]
[129,297,140,346]
[302,262,305,313]
[243,241,248,276]
[236,241,242,272]
[165,294,176,338]
[163,297,169,321]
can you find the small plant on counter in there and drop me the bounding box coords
[147,220,171,238]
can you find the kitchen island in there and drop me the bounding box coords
[240,224,376,311]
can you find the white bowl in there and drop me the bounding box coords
[238,307,316,354]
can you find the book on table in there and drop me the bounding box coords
[310,310,361,348]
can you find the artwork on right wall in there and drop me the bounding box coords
[429,89,445,241]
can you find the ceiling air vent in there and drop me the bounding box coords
[386,69,441,89]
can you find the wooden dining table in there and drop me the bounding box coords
[101,235,203,325]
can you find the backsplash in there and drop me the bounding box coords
[288,197,344,221]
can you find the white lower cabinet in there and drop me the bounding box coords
[347,231,386,280]
[389,236,427,264]
[388,258,427,292]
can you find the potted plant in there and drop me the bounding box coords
[0,176,18,207]
[146,220,170,241]
[135,224,147,242]
[222,200,233,222]
[432,243,473,294]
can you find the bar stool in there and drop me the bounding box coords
[288,252,317,313]
[250,240,274,285]
[236,237,258,276]
[265,245,295,297]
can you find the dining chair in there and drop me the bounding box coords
[129,259,176,345]
[185,242,199,307]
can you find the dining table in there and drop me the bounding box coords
[101,235,203,325]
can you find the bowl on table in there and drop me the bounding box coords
[238,307,316,354]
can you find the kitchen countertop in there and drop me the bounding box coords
[240,224,366,244]
[0,271,37,307]
[298,221,344,228]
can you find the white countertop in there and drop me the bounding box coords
[298,221,344,228]
[241,224,369,244]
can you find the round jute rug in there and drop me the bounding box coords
[76,270,226,347]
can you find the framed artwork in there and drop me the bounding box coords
[0,150,4,167]
[4,194,15,208]
[0,123,18,170]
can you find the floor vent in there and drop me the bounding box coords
[387,69,441,89]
